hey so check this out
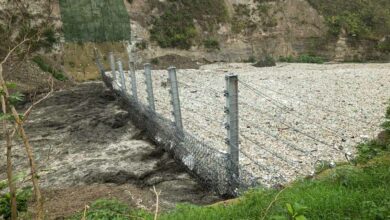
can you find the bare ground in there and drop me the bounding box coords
[0,82,220,219]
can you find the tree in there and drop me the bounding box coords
[0,1,57,219]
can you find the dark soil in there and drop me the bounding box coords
[0,82,220,219]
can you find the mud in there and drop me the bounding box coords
[0,82,220,219]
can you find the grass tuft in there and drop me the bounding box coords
[32,56,68,81]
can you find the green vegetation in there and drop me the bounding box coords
[68,200,146,220]
[231,1,278,34]
[378,37,390,53]
[307,0,390,40]
[136,40,148,50]
[68,101,390,220]
[149,0,228,49]
[32,56,68,81]
[0,174,32,220]
[253,55,276,67]
[150,7,197,49]
[231,4,257,34]
[279,55,325,64]
[151,58,159,65]
[354,102,389,163]
[203,38,220,50]
[59,0,131,42]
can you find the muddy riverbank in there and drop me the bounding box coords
[0,82,220,219]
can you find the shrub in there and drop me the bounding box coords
[279,55,294,63]
[296,54,325,64]
[203,38,220,50]
[279,55,325,64]
[378,37,390,53]
[135,40,148,50]
[0,188,32,219]
[149,0,228,49]
[150,8,197,49]
[357,101,390,163]
[307,0,390,40]
[253,55,276,67]
[0,174,32,220]
[356,140,389,163]
[151,58,159,65]
[244,56,256,63]
[32,56,68,81]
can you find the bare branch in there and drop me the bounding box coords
[23,78,54,121]
[0,37,30,65]
[152,186,162,220]
[260,186,290,220]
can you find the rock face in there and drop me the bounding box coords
[3,0,388,82]
[127,0,329,63]
[125,0,389,63]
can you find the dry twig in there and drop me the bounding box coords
[260,186,290,220]
[152,186,162,220]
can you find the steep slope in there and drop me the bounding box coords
[126,0,389,63]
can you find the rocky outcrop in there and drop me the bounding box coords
[124,0,389,63]
[126,0,328,63]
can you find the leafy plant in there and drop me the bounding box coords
[149,0,228,49]
[8,92,25,105]
[271,203,308,220]
[68,200,134,220]
[203,38,220,50]
[0,173,32,220]
[356,140,388,163]
[286,203,308,220]
[307,0,390,40]
[361,200,390,220]
[150,7,197,49]
[0,188,32,220]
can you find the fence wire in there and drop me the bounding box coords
[94,54,258,196]
[94,51,370,196]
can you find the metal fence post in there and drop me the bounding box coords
[144,63,155,111]
[225,73,239,195]
[109,52,116,81]
[117,60,127,93]
[168,67,183,131]
[129,61,138,102]
[94,49,104,76]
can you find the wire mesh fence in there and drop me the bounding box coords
[94,51,257,197]
[94,49,386,197]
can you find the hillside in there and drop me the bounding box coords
[40,0,390,81]
[1,0,389,82]
[125,0,390,64]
